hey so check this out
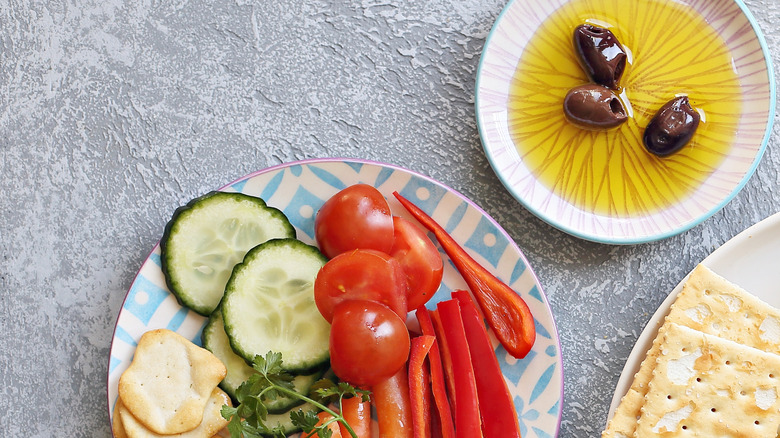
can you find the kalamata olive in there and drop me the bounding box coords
[563,84,627,130]
[643,96,700,157]
[573,24,627,89]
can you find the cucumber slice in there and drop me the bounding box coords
[161,191,295,316]
[202,308,325,413]
[222,238,330,374]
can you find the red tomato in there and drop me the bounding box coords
[314,249,408,322]
[315,184,394,259]
[389,216,444,310]
[329,300,410,386]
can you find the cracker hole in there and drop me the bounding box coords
[667,395,672,400]
[696,378,702,382]
[740,391,747,396]
[682,425,687,430]
[725,361,731,365]
[711,408,716,412]
[770,373,775,378]
[755,420,760,425]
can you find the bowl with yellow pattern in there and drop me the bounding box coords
[476,0,775,244]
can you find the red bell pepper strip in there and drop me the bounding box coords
[409,335,435,438]
[428,309,456,411]
[415,307,455,438]
[373,367,414,438]
[430,407,443,438]
[339,395,372,438]
[393,192,536,359]
[453,290,522,437]
[436,299,483,438]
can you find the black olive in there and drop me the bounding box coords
[573,24,627,89]
[563,84,628,130]
[643,96,700,157]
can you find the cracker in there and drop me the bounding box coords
[602,265,780,437]
[601,322,668,438]
[118,387,232,438]
[636,323,780,436]
[118,329,227,434]
[666,264,780,351]
[112,399,129,438]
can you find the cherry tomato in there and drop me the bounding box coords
[329,300,410,386]
[315,184,394,259]
[314,249,408,322]
[389,216,444,310]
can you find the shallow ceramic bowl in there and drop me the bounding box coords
[476,0,775,244]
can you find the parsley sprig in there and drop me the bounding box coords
[220,352,370,438]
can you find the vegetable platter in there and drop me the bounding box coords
[107,158,563,437]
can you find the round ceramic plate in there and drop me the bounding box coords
[607,210,780,420]
[106,158,563,437]
[475,0,775,244]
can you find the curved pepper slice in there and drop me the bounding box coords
[393,192,536,358]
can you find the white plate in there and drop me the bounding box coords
[607,210,780,418]
[107,158,563,438]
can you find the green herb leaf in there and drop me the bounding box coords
[307,379,338,406]
[291,408,319,432]
[221,352,370,438]
[224,410,243,436]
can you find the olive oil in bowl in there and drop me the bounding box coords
[508,0,742,217]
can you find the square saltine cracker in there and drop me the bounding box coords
[636,323,780,436]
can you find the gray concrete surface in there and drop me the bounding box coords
[1,0,779,437]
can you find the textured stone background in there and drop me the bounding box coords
[1,0,778,436]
